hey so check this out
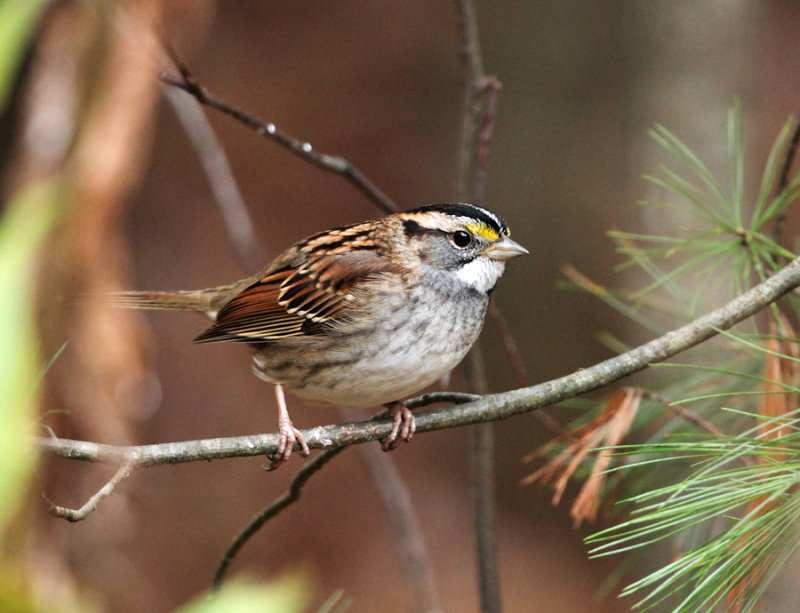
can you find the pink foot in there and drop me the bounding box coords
[380,401,416,451]
[266,423,310,471]
[265,383,310,471]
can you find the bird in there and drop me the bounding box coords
[107,203,528,468]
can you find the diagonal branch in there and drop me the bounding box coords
[40,255,800,465]
[158,71,398,215]
[213,447,346,589]
[343,407,443,613]
[46,463,134,522]
[162,84,263,270]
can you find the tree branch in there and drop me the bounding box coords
[158,71,398,215]
[214,447,346,589]
[472,76,501,206]
[40,257,800,462]
[46,463,133,522]
[162,84,263,271]
[454,2,504,609]
[349,419,443,613]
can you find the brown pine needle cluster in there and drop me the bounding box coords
[758,316,799,441]
[521,387,643,527]
[726,316,799,610]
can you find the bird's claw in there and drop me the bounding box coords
[265,424,310,471]
[380,402,416,451]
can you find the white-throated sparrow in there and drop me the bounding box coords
[109,203,527,467]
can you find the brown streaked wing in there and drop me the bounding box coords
[193,251,397,343]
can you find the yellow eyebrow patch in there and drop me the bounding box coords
[466,223,500,242]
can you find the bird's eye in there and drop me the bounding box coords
[452,230,472,248]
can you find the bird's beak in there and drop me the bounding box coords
[482,236,529,261]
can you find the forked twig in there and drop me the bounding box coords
[46,463,134,522]
[41,393,478,520]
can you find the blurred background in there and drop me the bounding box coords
[3,1,800,611]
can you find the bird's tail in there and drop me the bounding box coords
[102,290,218,312]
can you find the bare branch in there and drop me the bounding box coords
[214,447,346,589]
[38,255,800,467]
[46,463,134,522]
[158,71,398,215]
[471,408,501,613]
[486,303,568,439]
[472,76,501,206]
[454,1,503,608]
[212,405,444,611]
[641,390,724,437]
[162,85,263,270]
[455,0,487,198]
[352,424,443,613]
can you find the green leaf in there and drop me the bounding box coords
[0,0,47,111]
[175,575,312,613]
[0,181,59,539]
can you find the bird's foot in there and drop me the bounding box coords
[380,401,416,451]
[265,383,310,471]
[266,423,310,471]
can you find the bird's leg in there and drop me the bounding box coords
[266,383,310,470]
[380,400,416,451]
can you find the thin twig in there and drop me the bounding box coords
[46,463,134,522]
[462,343,502,613]
[158,72,398,215]
[487,303,529,388]
[772,116,800,245]
[472,76,501,206]
[455,0,485,199]
[464,344,503,613]
[486,303,569,440]
[39,255,800,467]
[642,391,755,466]
[345,408,443,613]
[162,85,263,270]
[214,447,346,589]
[641,391,723,436]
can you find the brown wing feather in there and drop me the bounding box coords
[194,251,396,343]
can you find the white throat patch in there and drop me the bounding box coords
[455,257,505,293]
